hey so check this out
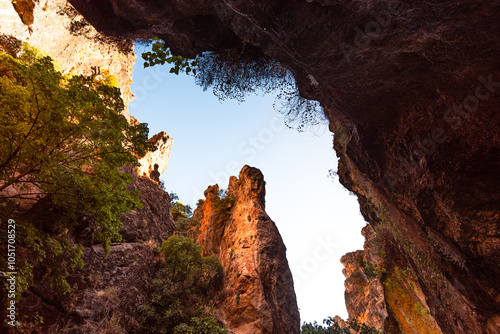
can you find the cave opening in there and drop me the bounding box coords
[129,42,368,324]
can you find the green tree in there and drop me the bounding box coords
[137,235,225,334]
[301,317,383,334]
[0,44,154,294]
[174,217,201,240]
[169,192,193,221]
[142,38,198,75]
[173,313,227,334]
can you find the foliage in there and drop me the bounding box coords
[160,235,222,287]
[169,192,193,221]
[194,48,287,102]
[301,317,383,334]
[211,189,234,221]
[174,217,201,240]
[141,39,327,132]
[137,235,224,334]
[142,38,198,75]
[0,44,153,295]
[173,313,227,334]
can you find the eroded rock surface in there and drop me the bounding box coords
[67,1,500,332]
[1,0,136,111]
[136,131,173,180]
[193,165,300,334]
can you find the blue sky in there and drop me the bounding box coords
[129,45,367,324]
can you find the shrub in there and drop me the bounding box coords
[169,192,193,221]
[210,189,234,221]
[301,317,383,334]
[173,313,227,334]
[137,236,224,334]
[174,217,201,240]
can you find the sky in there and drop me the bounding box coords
[128,45,368,324]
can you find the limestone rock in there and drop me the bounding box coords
[194,165,300,334]
[136,131,173,181]
[0,0,136,114]
[119,165,175,243]
[63,1,500,332]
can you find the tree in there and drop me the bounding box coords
[173,313,227,334]
[142,38,198,75]
[169,192,193,221]
[137,235,225,334]
[0,44,154,294]
[301,318,383,334]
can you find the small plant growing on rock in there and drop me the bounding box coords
[211,189,234,221]
[169,192,193,221]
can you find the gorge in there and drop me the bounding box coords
[1,0,499,333]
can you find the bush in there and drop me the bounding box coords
[137,235,225,334]
[173,313,227,334]
[174,217,201,240]
[210,189,234,221]
[169,192,193,221]
[301,317,383,334]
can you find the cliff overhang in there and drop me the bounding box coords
[66,1,500,333]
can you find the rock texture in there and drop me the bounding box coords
[1,0,136,111]
[67,1,500,333]
[136,131,173,180]
[1,3,176,331]
[193,165,300,334]
[10,167,175,333]
[340,225,443,334]
[120,166,175,243]
[340,227,387,331]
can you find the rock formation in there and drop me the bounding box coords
[0,0,172,186]
[136,132,173,180]
[193,165,300,334]
[1,0,135,111]
[0,2,175,331]
[66,1,500,333]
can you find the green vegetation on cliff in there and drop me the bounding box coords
[137,235,226,334]
[141,39,326,132]
[0,44,153,294]
[301,317,382,334]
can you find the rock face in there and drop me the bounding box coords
[11,167,175,333]
[0,3,176,331]
[193,165,300,334]
[136,131,173,180]
[120,166,175,243]
[1,0,136,111]
[340,225,443,334]
[340,227,388,331]
[67,1,500,333]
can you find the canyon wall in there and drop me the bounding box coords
[0,1,174,332]
[193,165,300,334]
[66,1,500,333]
[1,2,300,332]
